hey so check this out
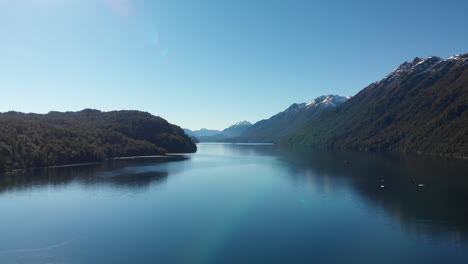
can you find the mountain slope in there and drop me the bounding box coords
[221,121,252,137]
[280,54,468,158]
[230,95,350,143]
[197,121,252,142]
[0,110,197,172]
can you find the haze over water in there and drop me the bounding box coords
[1,143,468,264]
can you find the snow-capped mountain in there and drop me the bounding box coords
[229,95,351,143]
[283,103,306,114]
[282,53,468,158]
[194,121,252,142]
[373,54,468,90]
[231,121,252,127]
[221,121,252,137]
[282,95,350,115]
[183,128,221,137]
[306,95,351,108]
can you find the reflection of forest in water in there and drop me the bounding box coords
[194,143,468,243]
[0,156,189,193]
[2,143,468,244]
[279,148,468,242]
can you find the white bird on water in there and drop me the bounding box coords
[411,180,425,187]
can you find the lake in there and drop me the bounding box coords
[1,143,468,264]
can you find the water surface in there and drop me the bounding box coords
[1,143,468,264]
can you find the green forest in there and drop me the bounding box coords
[0,109,196,173]
[280,55,468,158]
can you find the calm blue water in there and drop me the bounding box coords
[1,143,468,264]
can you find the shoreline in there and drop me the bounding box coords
[2,154,190,175]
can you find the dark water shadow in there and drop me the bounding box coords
[278,147,468,241]
[0,156,189,194]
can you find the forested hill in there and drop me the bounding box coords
[280,54,468,158]
[228,95,350,143]
[0,109,197,173]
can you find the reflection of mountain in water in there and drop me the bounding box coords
[0,156,189,193]
[197,143,279,157]
[279,148,468,241]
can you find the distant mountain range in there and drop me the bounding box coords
[185,53,467,158]
[4,53,466,172]
[186,95,349,143]
[184,128,221,137]
[195,121,253,142]
[186,95,351,143]
[228,95,350,143]
[220,121,253,137]
[280,54,468,158]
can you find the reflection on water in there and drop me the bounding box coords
[0,156,188,193]
[1,144,468,264]
[279,149,468,242]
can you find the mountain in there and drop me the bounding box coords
[280,54,468,158]
[183,128,221,137]
[197,121,252,142]
[0,109,197,172]
[228,95,350,143]
[219,121,252,137]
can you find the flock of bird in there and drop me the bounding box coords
[344,160,425,189]
[380,180,425,189]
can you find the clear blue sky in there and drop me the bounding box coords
[0,0,467,130]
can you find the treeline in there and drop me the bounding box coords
[230,96,349,143]
[280,54,468,158]
[0,109,196,172]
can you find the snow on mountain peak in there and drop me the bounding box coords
[445,54,467,62]
[305,95,350,108]
[374,54,468,88]
[284,103,307,113]
[412,56,442,72]
[447,54,460,60]
[232,121,252,127]
[375,56,444,86]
